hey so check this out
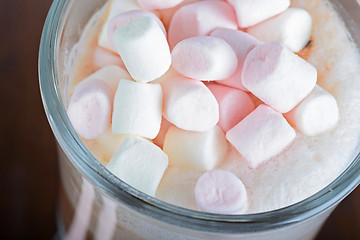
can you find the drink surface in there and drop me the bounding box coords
[65,0,360,214]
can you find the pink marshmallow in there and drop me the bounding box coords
[67,78,113,140]
[168,0,237,49]
[108,9,166,48]
[210,28,262,91]
[207,83,255,132]
[137,0,184,10]
[157,0,201,29]
[227,0,290,28]
[226,104,296,169]
[93,47,125,69]
[242,41,317,113]
[171,36,238,81]
[195,169,247,214]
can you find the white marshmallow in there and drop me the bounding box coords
[227,0,290,28]
[210,28,262,91]
[162,77,219,132]
[137,0,184,10]
[107,136,168,197]
[285,85,339,136]
[107,9,166,49]
[242,41,317,113]
[247,8,312,52]
[226,104,296,169]
[98,0,140,52]
[153,118,173,148]
[97,129,129,162]
[171,36,238,81]
[163,126,228,171]
[156,167,202,210]
[113,16,171,82]
[67,78,113,140]
[112,79,163,139]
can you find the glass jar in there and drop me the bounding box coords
[39,0,360,239]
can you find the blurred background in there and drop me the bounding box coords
[0,0,359,239]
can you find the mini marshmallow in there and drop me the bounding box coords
[285,85,339,136]
[247,8,312,52]
[207,83,255,132]
[171,36,238,81]
[137,0,184,10]
[195,169,247,214]
[112,79,163,139]
[242,41,317,113]
[98,0,140,52]
[78,65,132,92]
[163,77,219,132]
[168,0,237,49]
[68,78,113,140]
[210,28,262,91]
[156,167,202,210]
[227,0,290,28]
[226,104,296,169]
[107,9,166,48]
[157,0,201,29]
[113,16,171,82]
[93,47,125,69]
[97,129,129,162]
[107,136,168,197]
[163,126,228,171]
[153,118,173,148]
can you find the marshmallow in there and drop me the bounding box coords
[98,0,140,52]
[207,83,255,132]
[226,104,296,168]
[163,126,228,171]
[285,85,339,136]
[242,41,317,113]
[78,65,132,92]
[93,47,125,69]
[153,118,173,148]
[172,36,238,81]
[157,0,201,29]
[168,0,237,49]
[97,129,129,162]
[247,8,312,52]
[137,0,184,10]
[156,167,202,210]
[163,77,219,132]
[107,136,168,197]
[113,16,171,82]
[210,28,262,91]
[227,0,290,28]
[108,9,166,48]
[67,78,113,140]
[112,79,163,139]
[195,169,247,214]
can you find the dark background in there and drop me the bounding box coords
[0,0,359,239]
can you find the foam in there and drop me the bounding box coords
[68,0,360,214]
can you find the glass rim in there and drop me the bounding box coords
[38,0,360,233]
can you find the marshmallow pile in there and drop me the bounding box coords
[67,0,340,214]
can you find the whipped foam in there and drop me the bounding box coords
[68,0,360,214]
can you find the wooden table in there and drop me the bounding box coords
[0,0,359,239]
